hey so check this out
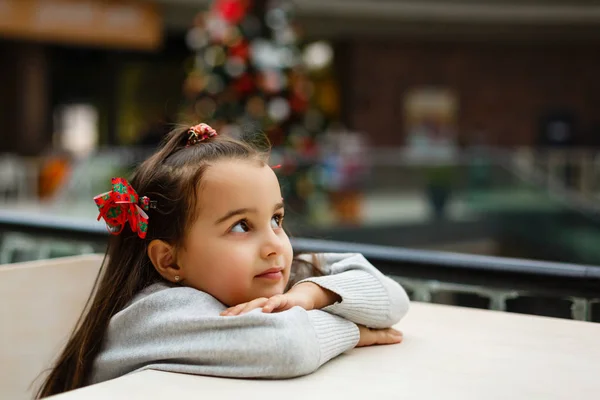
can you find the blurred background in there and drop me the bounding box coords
[1,0,600,320]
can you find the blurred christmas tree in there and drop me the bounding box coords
[183,0,339,218]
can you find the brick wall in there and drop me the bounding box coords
[339,41,600,147]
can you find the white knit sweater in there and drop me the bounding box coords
[90,253,410,384]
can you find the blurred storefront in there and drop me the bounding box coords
[318,1,600,149]
[3,0,599,154]
[0,0,169,156]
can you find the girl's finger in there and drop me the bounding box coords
[377,328,403,345]
[391,328,403,337]
[262,297,279,313]
[221,303,246,316]
[239,298,269,315]
[271,296,290,313]
[220,305,241,316]
[262,295,284,313]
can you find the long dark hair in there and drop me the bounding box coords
[37,126,273,397]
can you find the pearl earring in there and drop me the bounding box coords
[174,275,180,282]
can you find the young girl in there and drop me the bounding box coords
[38,123,410,398]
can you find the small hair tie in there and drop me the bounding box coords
[139,196,158,212]
[186,123,218,147]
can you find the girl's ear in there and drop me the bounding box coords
[147,240,181,283]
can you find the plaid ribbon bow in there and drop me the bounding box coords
[94,177,149,239]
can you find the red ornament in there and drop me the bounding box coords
[304,139,319,158]
[233,73,254,94]
[215,0,248,24]
[229,41,250,60]
[290,94,308,113]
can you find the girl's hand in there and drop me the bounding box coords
[220,295,300,316]
[220,282,340,316]
[356,325,403,347]
[220,297,270,317]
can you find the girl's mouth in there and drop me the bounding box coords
[256,268,283,280]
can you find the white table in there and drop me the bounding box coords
[50,302,600,400]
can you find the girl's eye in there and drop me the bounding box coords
[231,220,250,233]
[271,214,284,229]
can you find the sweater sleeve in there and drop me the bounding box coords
[294,253,410,329]
[90,284,359,384]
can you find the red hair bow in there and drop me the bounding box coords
[94,177,150,239]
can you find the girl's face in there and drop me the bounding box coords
[176,159,293,306]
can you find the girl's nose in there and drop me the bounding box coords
[260,228,284,259]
